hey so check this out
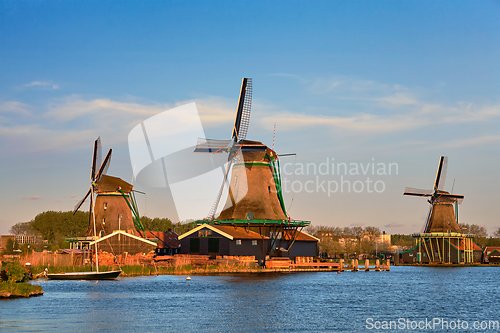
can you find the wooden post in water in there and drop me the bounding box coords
[354,259,358,271]
[350,259,355,271]
[386,259,390,271]
[365,259,370,271]
[339,259,344,272]
[375,259,380,271]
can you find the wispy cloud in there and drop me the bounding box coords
[24,81,59,90]
[384,223,404,228]
[350,223,365,227]
[21,195,41,200]
[0,101,31,115]
[258,103,500,133]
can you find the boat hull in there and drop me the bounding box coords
[47,270,122,280]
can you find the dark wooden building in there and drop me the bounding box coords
[145,230,180,256]
[179,224,268,259]
[179,224,318,260]
[484,247,500,264]
[91,230,157,255]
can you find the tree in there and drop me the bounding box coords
[391,234,413,247]
[140,216,174,232]
[493,227,500,238]
[364,226,381,243]
[459,223,488,247]
[30,211,89,244]
[9,221,35,235]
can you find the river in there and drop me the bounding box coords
[1,266,499,332]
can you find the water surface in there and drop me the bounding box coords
[1,266,498,332]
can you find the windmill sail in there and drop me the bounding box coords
[434,156,448,190]
[232,78,252,141]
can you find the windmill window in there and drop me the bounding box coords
[409,253,413,257]
[102,218,105,224]
[99,231,104,237]
[252,240,257,246]
[268,186,271,193]
[104,203,107,210]
[236,240,242,245]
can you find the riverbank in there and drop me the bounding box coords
[0,282,43,298]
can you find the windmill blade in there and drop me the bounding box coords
[91,137,102,181]
[403,187,433,197]
[423,204,433,233]
[73,188,91,214]
[434,156,448,191]
[193,138,233,153]
[231,78,252,142]
[208,154,235,220]
[88,189,94,230]
[439,193,464,200]
[95,148,112,182]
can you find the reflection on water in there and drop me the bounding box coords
[1,266,499,332]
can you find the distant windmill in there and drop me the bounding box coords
[404,156,464,233]
[73,137,145,238]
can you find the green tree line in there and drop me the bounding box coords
[9,211,197,249]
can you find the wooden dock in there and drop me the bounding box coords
[266,258,390,272]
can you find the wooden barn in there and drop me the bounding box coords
[179,224,268,259]
[484,247,500,264]
[91,230,157,255]
[145,230,180,256]
[179,224,318,260]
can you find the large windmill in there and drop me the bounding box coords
[194,78,310,258]
[72,138,155,255]
[404,156,464,233]
[402,156,478,264]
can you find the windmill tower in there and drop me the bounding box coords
[403,156,475,263]
[73,138,154,255]
[194,78,310,258]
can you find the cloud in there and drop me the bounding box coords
[0,101,30,115]
[350,223,365,227]
[258,103,500,133]
[384,223,404,228]
[21,196,41,200]
[0,95,236,154]
[24,81,59,90]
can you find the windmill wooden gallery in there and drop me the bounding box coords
[65,78,481,269]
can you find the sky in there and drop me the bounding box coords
[0,0,499,236]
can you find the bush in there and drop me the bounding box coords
[1,260,28,282]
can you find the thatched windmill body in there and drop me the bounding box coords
[194,78,309,257]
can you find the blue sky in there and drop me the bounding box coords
[0,1,499,235]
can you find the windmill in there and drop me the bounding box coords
[73,137,145,239]
[194,78,309,257]
[404,156,464,233]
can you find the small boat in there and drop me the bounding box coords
[47,270,122,280]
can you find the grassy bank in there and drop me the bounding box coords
[0,282,43,298]
[31,263,266,278]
